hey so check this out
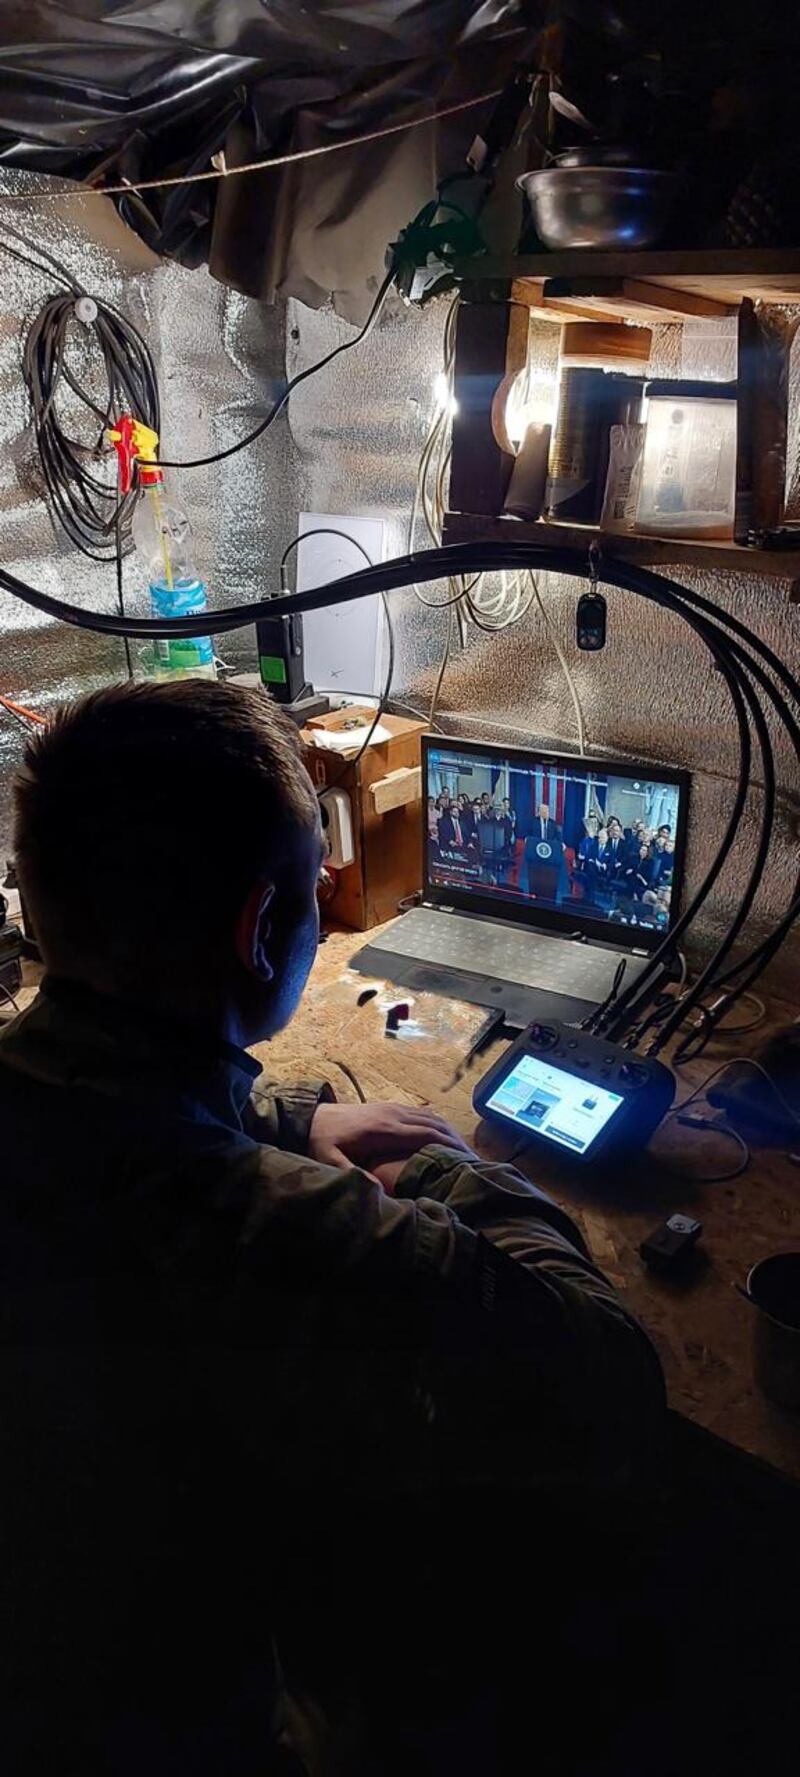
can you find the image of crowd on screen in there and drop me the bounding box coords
[427,764,678,932]
[572,813,675,919]
[429,789,516,854]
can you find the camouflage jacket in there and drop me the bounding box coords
[0,973,665,1471]
[0,976,664,1769]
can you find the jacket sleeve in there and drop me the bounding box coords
[239,1136,655,1350]
[397,1143,666,1468]
[397,1141,652,1337]
[233,1139,664,1472]
[243,1076,335,1155]
[236,1140,475,1290]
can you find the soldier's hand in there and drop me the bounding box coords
[371,1159,412,1195]
[309,1101,474,1177]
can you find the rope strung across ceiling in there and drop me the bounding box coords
[0,89,504,206]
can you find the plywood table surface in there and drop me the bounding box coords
[255,926,800,1483]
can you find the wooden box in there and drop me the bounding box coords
[301,711,426,931]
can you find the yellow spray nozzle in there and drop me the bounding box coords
[107,416,161,492]
[130,420,159,462]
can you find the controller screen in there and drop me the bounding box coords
[485,1052,624,1154]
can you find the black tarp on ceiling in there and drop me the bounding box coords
[0,2,544,315]
[2,3,800,315]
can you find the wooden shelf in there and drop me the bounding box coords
[441,511,800,596]
[454,249,800,324]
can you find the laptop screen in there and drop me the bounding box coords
[423,736,689,949]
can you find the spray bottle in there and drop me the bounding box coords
[109,416,215,680]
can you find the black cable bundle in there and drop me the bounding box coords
[22,289,159,563]
[578,562,800,1061]
[0,539,795,1043]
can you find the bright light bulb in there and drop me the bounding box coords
[504,369,557,450]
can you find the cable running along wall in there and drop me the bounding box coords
[0,537,797,1054]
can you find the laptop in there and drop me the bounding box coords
[352,734,690,1030]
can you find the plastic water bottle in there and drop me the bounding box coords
[133,484,215,681]
[108,417,215,681]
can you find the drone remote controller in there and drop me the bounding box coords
[474,1019,674,1163]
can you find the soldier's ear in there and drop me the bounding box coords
[235,881,275,983]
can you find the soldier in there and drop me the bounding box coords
[2,680,663,1773]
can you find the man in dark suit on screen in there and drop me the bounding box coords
[523,802,563,900]
[531,801,562,848]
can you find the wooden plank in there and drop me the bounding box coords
[512,281,625,325]
[440,509,800,595]
[599,277,736,319]
[526,280,748,323]
[449,299,529,515]
[734,299,756,544]
[539,277,736,323]
[457,250,800,308]
[369,766,422,817]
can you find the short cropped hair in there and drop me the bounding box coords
[14,679,317,991]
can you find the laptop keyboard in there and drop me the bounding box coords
[367,908,645,999]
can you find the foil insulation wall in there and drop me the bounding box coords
[0,172,307,852]
[0,173,798,988]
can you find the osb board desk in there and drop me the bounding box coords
[255,926,800,1484]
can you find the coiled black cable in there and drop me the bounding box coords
[9,232,387,559]
[22,289,159,562]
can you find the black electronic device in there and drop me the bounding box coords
[707,1042,800,1144]
[256,612,310,705]
[474,1019,674,1162]
[576,591,607,651]
[253,613,329,723]
[640,1214,703,1272]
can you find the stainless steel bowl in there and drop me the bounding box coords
[516,165,677,251]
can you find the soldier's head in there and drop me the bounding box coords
[14,679,321,1042]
